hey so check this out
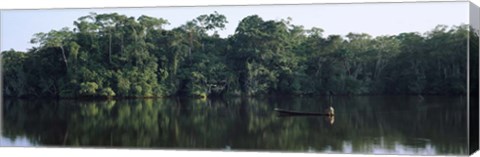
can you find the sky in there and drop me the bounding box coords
[0,1,469,52]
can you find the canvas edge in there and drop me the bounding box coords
[0,1,476,156]
[469,1,480,155]
[0,0,469,11]
[0,10,4,147]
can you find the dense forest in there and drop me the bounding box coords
[1,12,475,99]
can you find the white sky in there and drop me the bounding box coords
[0,1,469,52]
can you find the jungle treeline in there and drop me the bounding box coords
[1,12,475,99]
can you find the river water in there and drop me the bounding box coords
[0,96,468,155]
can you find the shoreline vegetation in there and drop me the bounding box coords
[2,93,468,101]
[2,12,477,99]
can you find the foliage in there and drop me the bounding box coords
[1,12,470,98]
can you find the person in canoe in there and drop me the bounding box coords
[324,106,334,116]
[325,114,335,125]
[275,106,334,116]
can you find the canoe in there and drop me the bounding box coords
[274,108,332,116]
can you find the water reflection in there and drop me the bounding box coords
[1,96,468,155]
[0,136,36,146]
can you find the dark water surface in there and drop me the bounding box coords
[0,96,468,155]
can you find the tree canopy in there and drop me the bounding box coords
[1,12,473,99]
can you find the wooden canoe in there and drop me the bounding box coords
[274,108,333,116]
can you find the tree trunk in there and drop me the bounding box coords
[109,31,112,64]
[60,46,68,70]
[189,31,193,62]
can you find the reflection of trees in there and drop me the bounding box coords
[2,96,467,154]
[67,100,163,147]
[2,99,75,146]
